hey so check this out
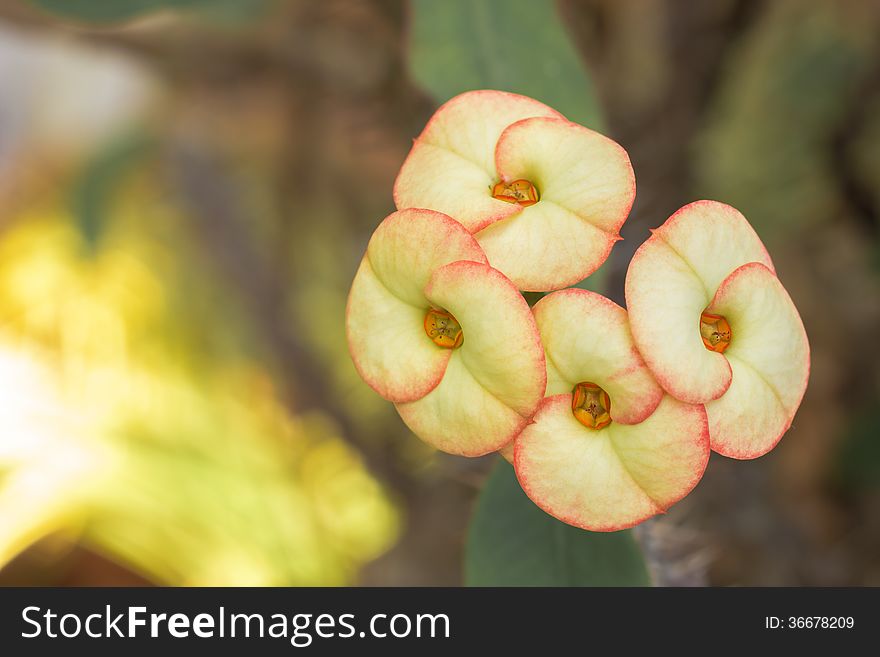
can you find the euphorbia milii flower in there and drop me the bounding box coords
[346,208,546,456]
[513,289,710,531]
[393,90,636,292]
[625,201,810,459]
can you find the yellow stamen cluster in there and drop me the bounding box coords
[700,312,732,353]
[571,381,612,430]
[491,179,539,207]
[424,308,464,349]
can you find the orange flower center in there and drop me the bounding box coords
[699,312,732,353]
[424,308,463,349]
[571,381,612,430]
[491,179,539,207]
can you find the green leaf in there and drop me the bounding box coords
[836,405,880,490]
[408,0,610,296]
[409,0,603,128]
[465,460,651,586]
[71,132,155,253]
[30,0,161,21]
[573,256,611,294]
[28,0,270,23]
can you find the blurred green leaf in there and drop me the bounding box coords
[29,0,271,23]
[30,0,159,21]
[409,0,603,128]
[836,406,880,489]
[465,461,651,586]
[693,1,875,238]
[71,133,155,253]
[573,257,611,293]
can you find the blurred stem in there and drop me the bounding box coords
[166,142,415,495]
[632,518,710,587]
[829,61,880,238]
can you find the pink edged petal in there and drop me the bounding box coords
[394,90,562,232]
[395,260,546,456]
[392,143,520,233]
[479,116,634,290]
[516,395,658,531]
[426,260,546,418]
[346,259,451,402]
[625,233,732,404]
[704,262,810,458]
[532,289,663,425]
[514,394,709,532]
[495,117,635,234]
[346,208,487,403]
[625,202,775,405]
[705,360,789,459]
[475,201,619,292]
[365,208,487,307]
[607,396,710,510]
[650,200,775,292]
[413,90,563,173]
[396,353,531,456]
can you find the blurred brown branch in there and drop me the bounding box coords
[830,61,880,237]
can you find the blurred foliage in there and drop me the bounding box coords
[694,0,878,238]
[466,462,650,586]
[0,175,398,584]
[836,406,880,490]
[409,0,603,129]
[28,0,272,23]
[71,132,155,253]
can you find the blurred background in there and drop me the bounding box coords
[0,0,878,586]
